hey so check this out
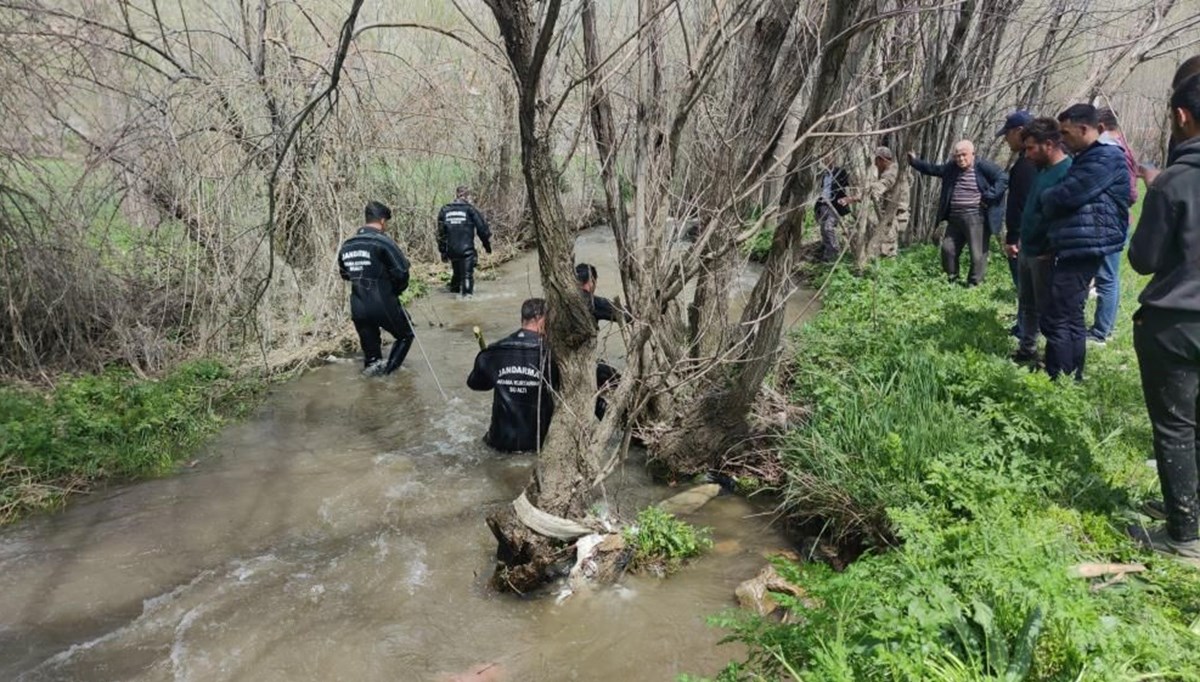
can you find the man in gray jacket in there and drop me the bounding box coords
[1128,74,1200,563]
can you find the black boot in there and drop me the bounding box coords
[383,336,414,374]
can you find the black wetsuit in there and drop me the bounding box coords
[581,288,629,419]
[437,199,492,295]
[338,227,414,374]
[467,329,557,452]
[583,290,630,326]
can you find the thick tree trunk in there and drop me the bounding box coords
[483,0,605,592]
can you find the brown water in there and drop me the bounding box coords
[0,229,814,682]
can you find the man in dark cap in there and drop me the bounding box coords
[338,201,414,376]
[997,110,1038,304]
[437,186,492,298]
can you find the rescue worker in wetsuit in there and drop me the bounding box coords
[337,201,414,376]
[575,263,630,326]
[437,186,492,298]
[576,263,630,419]
[467,298,558,452]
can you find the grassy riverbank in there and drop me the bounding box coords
[706,244,1200,680]
[0,360,265,523]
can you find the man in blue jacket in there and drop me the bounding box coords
[1127,74,1200,563]
[1039,104,1131,381]
[909,140,1009,286]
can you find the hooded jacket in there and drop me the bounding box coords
[909,155,1009,235]
[1128,136,1200,312]
[437,199,492,260]
[467,329,558,453]
[1041,141,1131,260]
[337,227,410,321]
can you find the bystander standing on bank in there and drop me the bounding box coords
[1127,75,1200,564]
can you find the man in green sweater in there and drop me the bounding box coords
[1012,118,1073,365]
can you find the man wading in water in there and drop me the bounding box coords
[338,201,415,377]
[576,263,629,419]
[467,298,558,452]
[437,185,492,299]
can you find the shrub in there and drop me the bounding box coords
[624,505,713,575]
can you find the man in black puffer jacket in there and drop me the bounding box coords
[338,201,414,376]
[467,298,558,453]
[1039,104,1131,381]
[437,186,492,298]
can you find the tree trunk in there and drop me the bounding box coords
[482,0,604,592]
[654,0,864,474]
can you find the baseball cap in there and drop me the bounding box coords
[995,110,1033,137]
[873,146,894,160]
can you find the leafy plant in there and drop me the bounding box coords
[624,505,713,574]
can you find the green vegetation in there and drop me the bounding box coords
[744,212,815,262]
[5,158,192,258]
[700,243,1200,680]
[399,274,432,305]
[0,360,264,523]
[625,505,713,575]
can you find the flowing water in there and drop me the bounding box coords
[0,229,816,682]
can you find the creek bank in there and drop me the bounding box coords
[0,359,266,523]
[695,245,1200,680]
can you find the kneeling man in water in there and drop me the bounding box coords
[467,298,558,452]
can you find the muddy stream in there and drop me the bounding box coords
[0,229,816,681]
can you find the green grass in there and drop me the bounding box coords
[0,360,264,523]
[3,157,193,262]
[698,216,1200,679]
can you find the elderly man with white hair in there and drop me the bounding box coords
[908,140,1009,286]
